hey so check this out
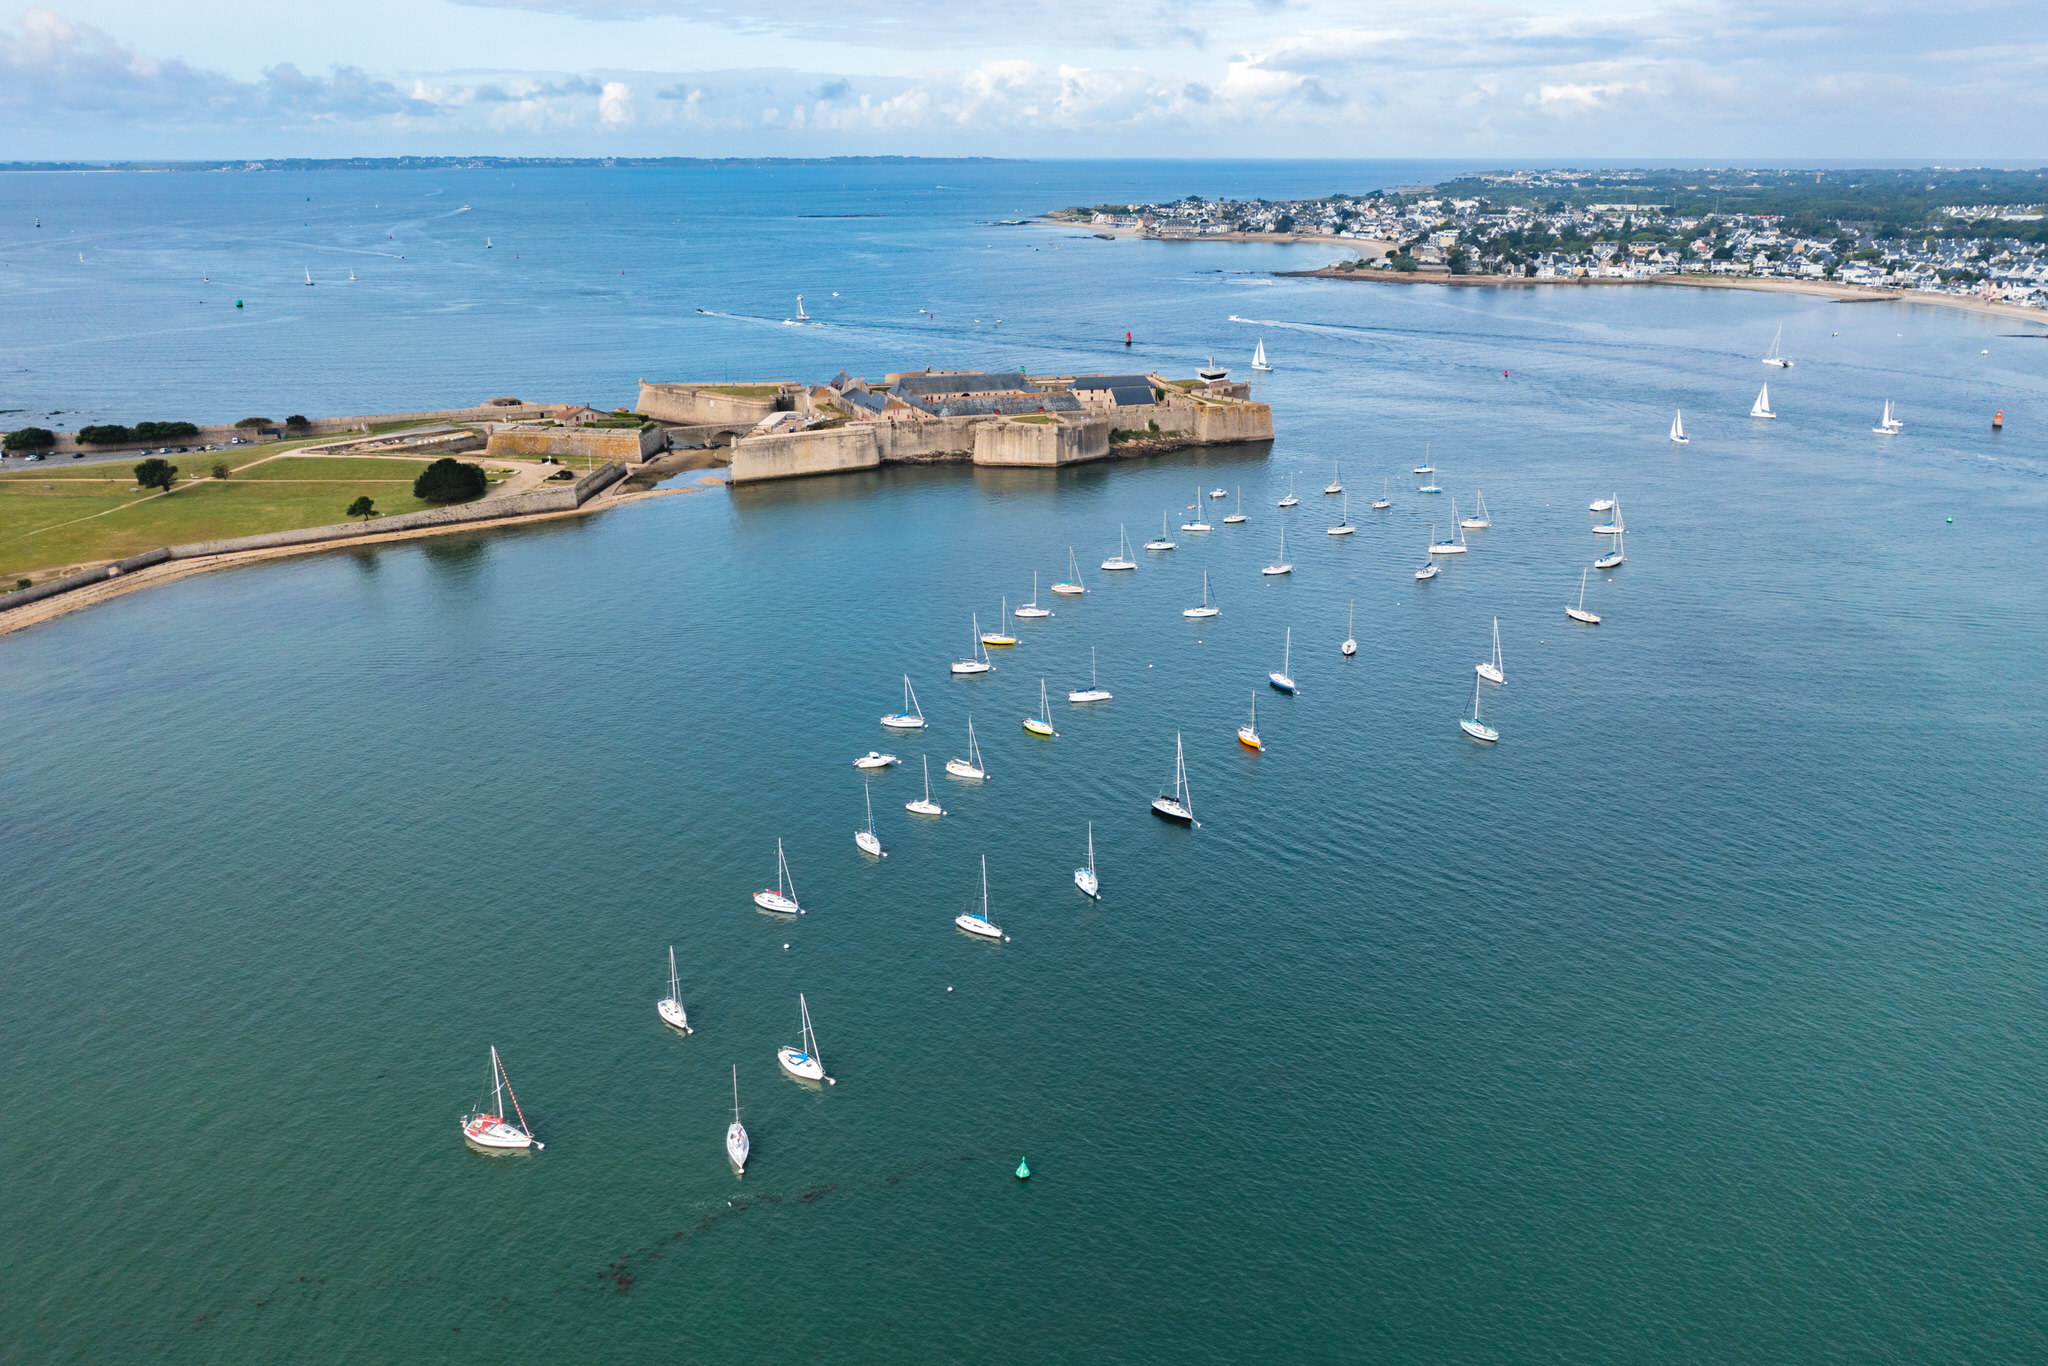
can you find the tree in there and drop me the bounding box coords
[211,462,230,479]
[347,496,377,522]
[4,427,55,451]
[134,457,178,492]
[235,417,272,430]
[78,424,135,445]
[286,415,311,432]
[412,458,487,504]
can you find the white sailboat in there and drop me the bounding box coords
[1144,511,1177,552]
[955,855,1004,939]
[1416,526,1440,580]
[1762,323,1792,368]
[1476,618,1504,684]
[856,785,885,857]
[1183,571,1219,619]
[1372,477,1391,512]
[1068,647,1112,703]
[1461,491,1491,529]
[1151,733,1197,825]
[880,674,927,729]
[754,839,803,913]
[1268,627,1297,694]
[1181,487,1212,533]
[1023,678,1059,737]
[1418,448,1442,494]
[1014,571,1052,619]
[461,1046,541,1152]
[1669,410,1689,444]
[1873,400,1903,435]
[1252,338,1272,371]
[1051,547,1086,595]
[1238,690,1263,751]
[1327,489,1355,536]
[946,716,989,780]
[951,614,994,674]
[1101,525,1138,572]
[304,266,314,286]
[1278,473,1298,508]
[1592,499,1625,536]
[1751,384,1776,419]
[1262,527,1293,575]
[906,755,945,814]
[1460,674,1499,744]
[982,600,1017,647]
[1074,823,1101,898]
[1429,502,1468,554]
[726,1066,749,1173]
[1224,487,1248,524]
[658,946,693,1032]
[1324,463,1343,495]
[1210,487,1227,499]
[853,751,900,770]
[777,993,832,1083]
[783,294,810,326]
[1342,601,1357,657]
[1566,567,1601,624]
[1595,531,1626,570]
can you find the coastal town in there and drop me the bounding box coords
[1056,168,2048,309]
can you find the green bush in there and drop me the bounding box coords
[4,427,55,451]
[133,457,179,492]
[286,415,311,431]
[235,417,272,430]
[211,463,230,479]
[132,421,198,441]
[412,458,487,504]
[78,424,135,445]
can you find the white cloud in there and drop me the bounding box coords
[599,79,633,124]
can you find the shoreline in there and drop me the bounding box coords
[1063,220,1398,254]
[1282,266,2048,325]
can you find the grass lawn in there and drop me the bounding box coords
[0,457,439,579]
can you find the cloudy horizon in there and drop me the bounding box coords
[2,1,2042,161]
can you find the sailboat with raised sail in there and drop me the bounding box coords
[952,614,994,674]
[906,756,945,814]
[1068,647,1111,703]
[1074,824,1100,898]
[1269,627,1297,694]
[1252,338,1272,371]
[1342,601,1357,657]
[1052,547,1087,595]
[1151,733,1198,825]
[726,1066,749,1173]
[1327,489,1355,536]
[1181,488,1212,533]
[1762,323,1792,368]
[1460,674,1499,744]
[1461,492,1491,529]
[880,675,927,729]
[1372,477,1391,511]
[1873,400,1903,435]
[1024,678,1059,737]
[1238,691,1263,751]
[955,855,1004,939]
[1224,487,1248,524]
[1751,384,1776,419]
[754,839,803,913]
[462,1046,541,1152]
[658,946,693,1032]
[1595,530,1626,570]
[946,716,988,780]
[856,785,885,856]
[1263,527,1293,575]
[1670,410,1689,444]
[982,600,1017,647]
[1566,567,1601,624]
[1183,572,1219,619]
[1430,502,1468,555]
[777,994,832,1083]
[1476,618,1504,684]
[1144,511,1176,552]
[1278,473,1298,508]
[1014,571,1052,619]
[1101,525,1137,572]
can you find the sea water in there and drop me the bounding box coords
[2,163,2047,1362]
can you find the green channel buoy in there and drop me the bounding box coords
[1947,517,1953,524]
[1016,1158,1030,1180]
[235,300,243,308]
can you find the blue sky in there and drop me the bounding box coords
[2,1,2040,160]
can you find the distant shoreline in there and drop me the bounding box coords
[1280,266,2048,325]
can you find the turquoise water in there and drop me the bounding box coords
[5,166,2048,1360]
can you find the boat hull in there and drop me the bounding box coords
[1566,607,1601,624]
[981,634,1017,647]
[754,890,802,914]
[1237,727,1262,750]
[727,1124,749,1172]
[1371,500,1390,511]
[1460,520,1489,530]
[1595,554,1625,570]
[1150,797,1195,825]
[1268,673,1295,694]
[853,752,898,769]
[1014,607,1052,619]
[1460,719,1499,743]
[955,914,1003,939]
[1023,718,1056,737]
[1416,565,1439,580]
[950,660,991,675]
[1068,688,1112,703]
[944,759,986,781]
[1476,662,1504,684]
[1327,526,1355,537]
[1262,564,1292,575]
[1342,640,1357,656]
[1429,544,1465,555]
[1075,869,1099,898]
[880,714,926,730]
[1144,541,1176,552]
[1592,523,1622,536]
[1277,497,1298,508]
[1050,583,1084,595]
[1223,515,1247,524]
[777,1048,826,1082]
[658,998,692,1032]
[906,799,944,816]
[462,1116,532,1152]
[1101,559,1136,571]
[856,830,884,857]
